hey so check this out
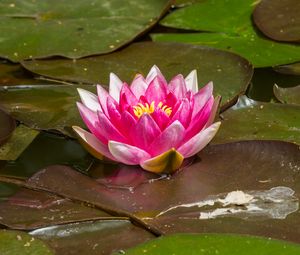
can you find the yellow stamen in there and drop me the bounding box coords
[133,101,172,118]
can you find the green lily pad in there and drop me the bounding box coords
[274,62,300,75]
[0,125,39,161]
[0,85,95,137]
[0,229,54,255]
[152,0,300,67]
[273,84,300,105]
[30,220,154,255]
[253,0,300,42]
[121,234,300,255]
[11,140,300,242]
[21,42,253,108]
[0,0,171,62]
[0,132,94,178]
[213,96,300,145]
[0,109,16,146]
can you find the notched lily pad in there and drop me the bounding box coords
[0,125,39,161]
[120,234,300,255]
[30,220,155,255]
[22,42,253,109]
[0,0,171,62]
[253,0,300,42]
[273,84,300,105]
[0,108,16,146]
[154,0,300,67]
[0,229,54,255]
[213,96,300,145]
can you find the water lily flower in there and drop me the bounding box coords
[73,66,221,174]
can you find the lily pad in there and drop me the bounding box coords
[0,108,16,146]
[0,187,112,230]
[5,140,299,242]
[274,62,300,75]
[0,0,171,62]
[0,132,94,178]
[0,229,54,255]
[0,125,39,161]
[30,220,155,255]
[273,84,300,105]
[21,42,253,108]
[121,234,300,255]
[213,96,300,145]
[0,85,95,137]
[153,0,300,67]
[253,0,300,42]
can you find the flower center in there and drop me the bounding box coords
[133,101,172,118]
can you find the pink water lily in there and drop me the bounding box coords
[73,66,221,174]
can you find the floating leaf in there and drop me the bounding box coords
[21,42,253,109]
[0,0,171,62]
[0,109,15,146]
[0,125,39,161]
[30,220,154,255]
[273,84,300,105]
[0,132,93,178]
[0,229,54,255]
[153,0,300,67]
[213,96,300,145]
[253,0,300,42]
[0,187,112,230]
[7,140,299,242]
[274,62,300,75]
[121,234,300,255]
[0,85,95,137]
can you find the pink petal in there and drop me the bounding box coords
[106,96,121,127]
[109,73,123,102]
[130,74,148,99]
[148,120,185,156]
[120,110,137,139]
[145,76,168,104]
[165,92,178,108]
[98,111,128,143]
[184,96,214,141]
[120,83,138,107]
[168,74,187,99]
[130,114,161,150]
[185,69,198,93]
[169,98,192,128]
[77,88,101,112]
[146,65,167,85]
[151,108,170,131]
[192,82,213,118]
[178,122,221,157]
[72,126,116,161]
[77,102,106,143]
[108,141,151,165]
[97,85,110,116]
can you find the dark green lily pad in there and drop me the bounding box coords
[274,62,300,75]
[248,68,300,102]
[213,96,300,145]
[273,84,300,105]
[21,42,253,108]
[0,125,39,161]
[121,234,300,255]
[0,187,112,230]
[11,140,300,243]
[253,0,300,42]
[0,229,54,255]
[153,0,300,67]
[30,220,154,255]
[0,132,94,178]
[0,108,16,146]
[0,0,171,62]
[0,85,95,137]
